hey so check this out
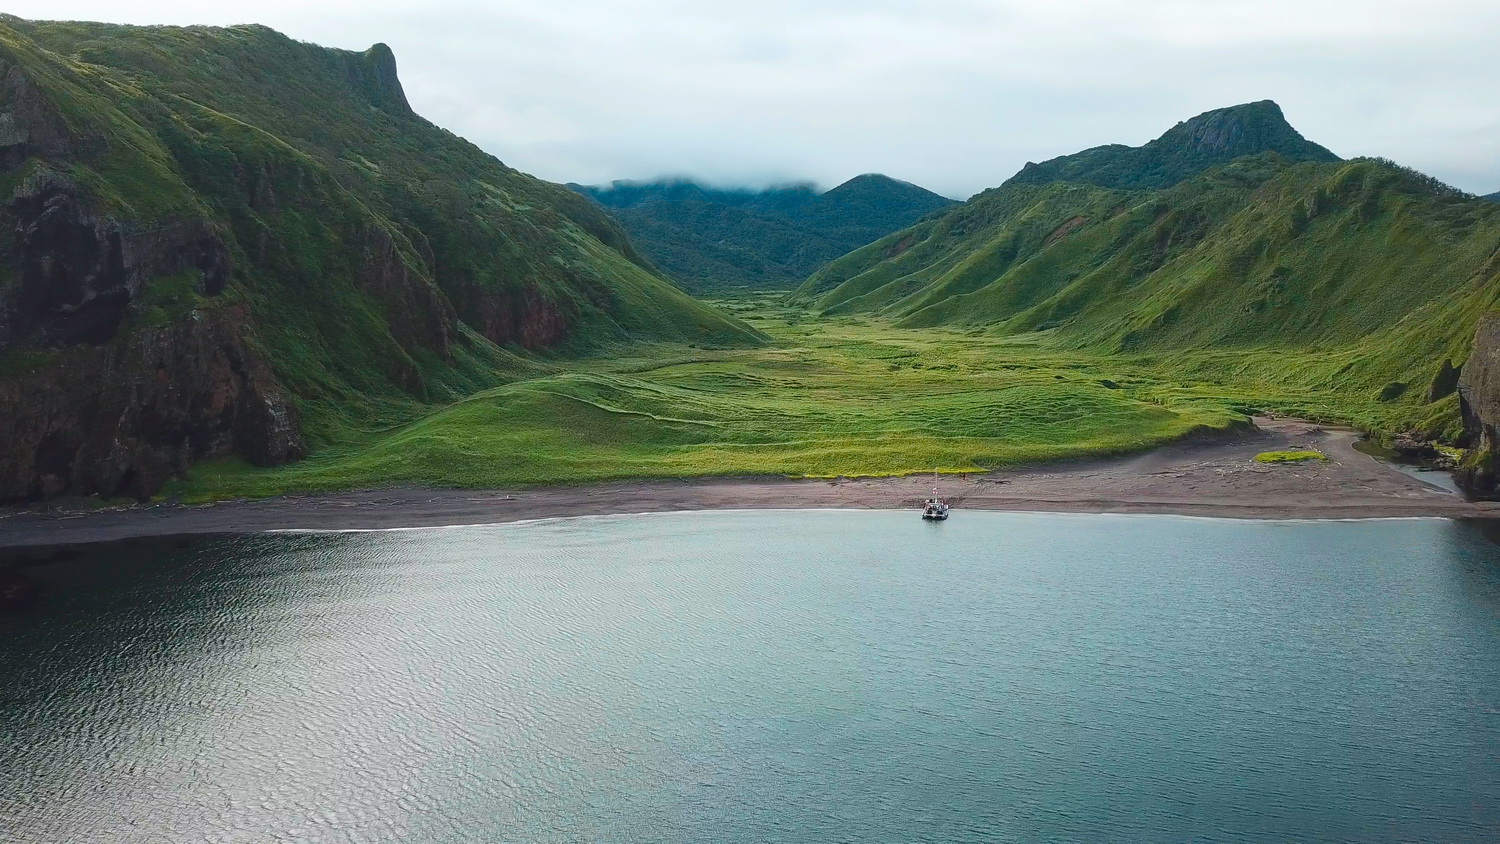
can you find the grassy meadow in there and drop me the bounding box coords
[171,296,1424,500]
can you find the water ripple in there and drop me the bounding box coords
[2,511,1498,842]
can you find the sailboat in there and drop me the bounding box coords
[921,475,950,521]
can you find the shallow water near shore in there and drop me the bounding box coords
[3,510,1499,842]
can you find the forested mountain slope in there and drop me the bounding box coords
[572,174,956,291]
[0,16,756,501]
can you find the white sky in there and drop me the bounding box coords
[10,1,1500,198]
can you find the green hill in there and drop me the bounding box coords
[571,174,956,291]
[1005,100,1338,191]
[0,16,757,502]
[796,108,1500,441]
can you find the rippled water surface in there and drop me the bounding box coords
[3,511,1500,842]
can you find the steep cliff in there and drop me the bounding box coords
[1458,316,1500,494]
[0,17,756,502]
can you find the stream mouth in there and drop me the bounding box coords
[1353,440,1466,497]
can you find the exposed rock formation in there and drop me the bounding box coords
[453,282,573,351]
[343,42,413,116]
[357,226,455,356]
[1,170,229,348]
[0,53,81,165]
[0,121,300,501]
[1457,316,1500,494]
[1428,358,1461,402]
[0,307,302,501]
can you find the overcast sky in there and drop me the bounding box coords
[11,1,1500,198]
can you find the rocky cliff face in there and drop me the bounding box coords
[0,307,302,500]
[0,52,79,166]
[1,169,229,347]
[1458,315,1500,494]
[0,169,302,501]
[0,52,303,502]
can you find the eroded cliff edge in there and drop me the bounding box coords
[1458,315,1500,495]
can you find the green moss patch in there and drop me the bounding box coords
[1254,450,1327,464]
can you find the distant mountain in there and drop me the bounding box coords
[1005,100,1339,191]
[571,174,956,291]
[1484,192,1500,203]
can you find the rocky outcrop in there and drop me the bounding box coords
[357,226,454,353]
[1457,316,1500,494]
[0,166,299,502]
[1428,358,1461,402]
[0,170,229,349]
[0,306,302,501]
[343,42,413,116]
[451,281,573,350]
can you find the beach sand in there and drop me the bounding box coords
[2,417,1494,549]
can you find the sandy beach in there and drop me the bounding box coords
[1,417,1494,549]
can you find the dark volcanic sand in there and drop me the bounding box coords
[2,417,1494,549]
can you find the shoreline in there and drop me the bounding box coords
[1,417,1495,549]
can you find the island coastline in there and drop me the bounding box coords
[1,418,1493,550]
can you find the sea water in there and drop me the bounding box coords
[2,510,1498,842]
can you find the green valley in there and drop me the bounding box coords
[174,297,1430,500]
[1,16,1495,505]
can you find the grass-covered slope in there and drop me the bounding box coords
[177,304,1242,499]
[1006,100,1338,191]
[2,17,753,350]
[797,148,1500,441]
[0,16,756,500]
[572,174,956,291]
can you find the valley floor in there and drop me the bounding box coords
[162,298,1444,503]
[2,417,1493,549]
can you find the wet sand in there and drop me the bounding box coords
[2,417,1494,548]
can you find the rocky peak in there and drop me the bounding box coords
[1154,100,1333,159]
[344,42,413,116]
[1005,99,1338,191]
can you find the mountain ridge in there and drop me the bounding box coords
[795,106,1498,450]
[1005,100,1340,191]
[572,173,956,291]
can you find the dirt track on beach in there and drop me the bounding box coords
[2,417,1494,548]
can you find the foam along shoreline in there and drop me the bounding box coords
[0,417,1494,549]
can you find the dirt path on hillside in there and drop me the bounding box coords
[2,417,1495,548]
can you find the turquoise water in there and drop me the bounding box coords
[2,510,1499,842]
